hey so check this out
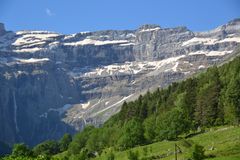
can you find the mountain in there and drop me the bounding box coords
[0,19,240,146]
[3,45,240,160]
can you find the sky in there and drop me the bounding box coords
[0,0,240,34]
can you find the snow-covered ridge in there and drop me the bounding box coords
[139,27,161,33]
[14,31,59,46]
[16,30,59,35]
[10,31,60,53]
[0,23,239,54]
[64,38,129,46]
[182,35,240,47]
[63,32,89,40]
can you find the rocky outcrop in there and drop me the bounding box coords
[0,19,240,146]
[134,26,194,60]
[0,23,5,36]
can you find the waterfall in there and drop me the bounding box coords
[13,91,19,133]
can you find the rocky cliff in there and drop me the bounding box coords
[0,23,6,36]
[0,19,240,146]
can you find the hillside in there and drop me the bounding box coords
[93,126,240,160]
[53,50,240,159]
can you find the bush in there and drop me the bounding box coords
[59,134,72,152]
[180,139,194,148]
[33,140,60,156]
[117,118,145,150]
[69,149,88,160]
[189,144,205,160]
[11,143,32,158]
[142,147,148,156]
[68,126,94,155]
[107,151,115,160]
[127,150,139,160]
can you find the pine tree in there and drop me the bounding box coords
[118,118,145,149]
[195,67,222,127]
[59,133,72,152]
[224,75,240,124]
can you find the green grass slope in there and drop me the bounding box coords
[93,126,240,160]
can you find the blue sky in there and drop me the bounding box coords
[0,0,240,34]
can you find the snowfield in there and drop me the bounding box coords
[182,36,240,47]
[64,39,129,46]
[68,55,186,78]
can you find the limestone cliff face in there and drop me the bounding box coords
[0,19,240,146]
[134,25,194,60]
[0,62,77,145]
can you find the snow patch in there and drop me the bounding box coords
[182,37,218,46]
[139,27,160,33]
[198,65,205,69]
[91,94,134,117]
[13,48,44,53]
[119,43,135,46]
[218,37,240,43]
[49,41,59,46]
[64,39,129,46]
[183,71,191,75]
[207,51,232,56]
[71,55,186,78]
[188,50,233,56]
[13,32,59,46]
[172,62,179,72]
[126,33,136,38]
[16,31,58,35]
[182,36,240,47]
[16,58,49,63]
[81,101,90,109]
[188,51,207,56]
[11,31,59,52]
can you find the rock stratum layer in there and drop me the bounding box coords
[0,19,240,146]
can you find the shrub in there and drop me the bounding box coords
[127,150,139,160]
[189,144,205,160]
